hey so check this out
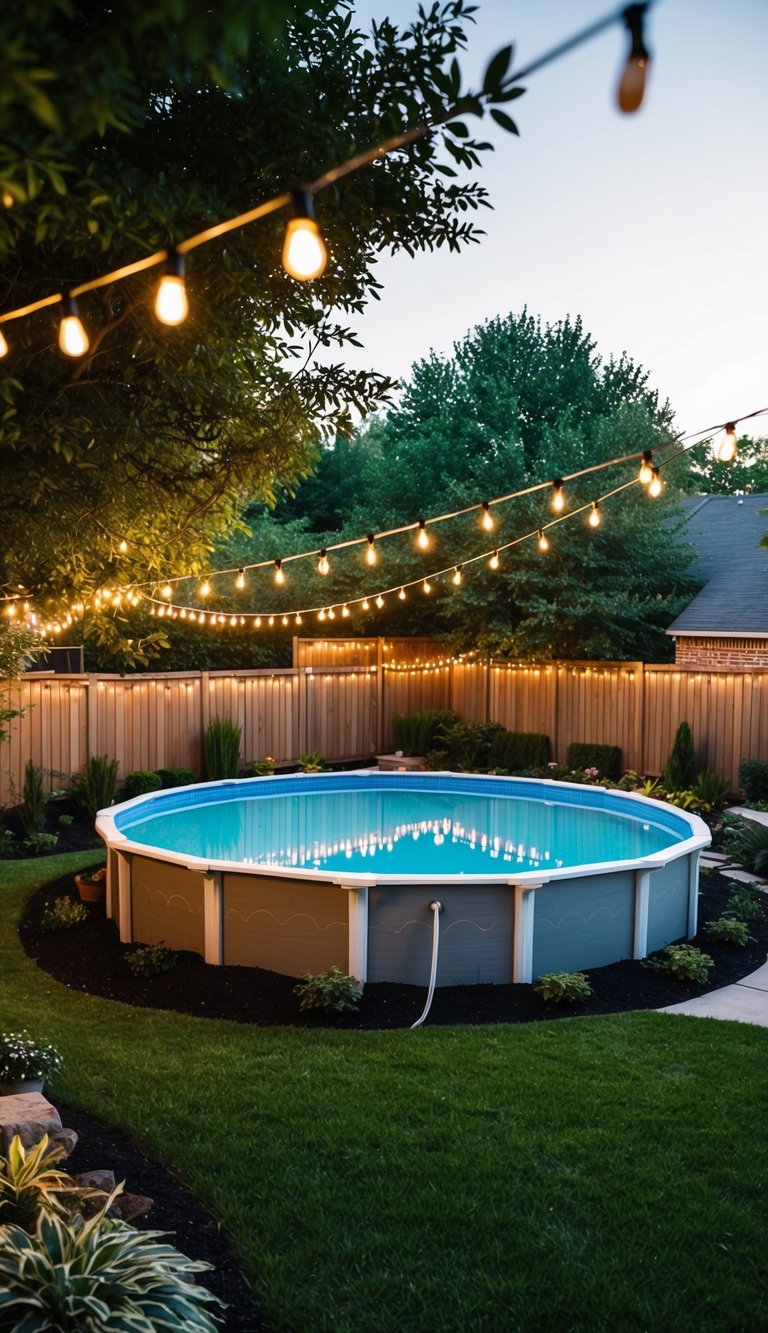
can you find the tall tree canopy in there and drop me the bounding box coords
[1,0,521,663]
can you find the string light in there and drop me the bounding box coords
[282,190,328,281]
[648,466,663,498]
[416,520,430,551]
[199,579,211,597]
[342,604,350,617]
[58,296,89,358]
[317,549,330,576]
[161,583,172,599]
[235,568,246,590]
[452,566,463,586]
[362,598,370,610]
[617,3,651,114]
[0,328,8,359]
[537,530,550,552]
[638,450,653,485]
[154,251,188,325]
[365,534,378,566]
[274,559,285,585]
[589,502,601,528]
[715,423,738,464]
[398,587,407,600]
[481,501,494,532]
[376,595,385,609]
[422,579,432,594]
[489,550,500,570]
[551,479,565,513]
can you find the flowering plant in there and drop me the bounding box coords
[78,865,107,886]
[0,1031,63,1084]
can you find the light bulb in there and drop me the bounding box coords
[154,251,188,325]
[282,615,289,627]
[715,423,738,464]
[236,569,246,590]
[638,450,653,485]
[118,539,128,553]
[328,608,336,620]
[366,534,377,566]
[376,594,384,609]
[199,579,211,597]
[342,604,350,618]
[422,580,431,594]
[416,520,429,550]
[481,501,494,532]
[452,566,463,586]
[282,190,328,281]
[319,609,327,621]
[551,479,565,513]
[255,616,261,628]
[0,328,8,358]
[295,614,302,625]
[161,583,172,599]
[362,598,370,610]
[317,549,330,576]
[398,587,407,600]
[617,3,650,114]
[589,503,601,529]
[648,467,663,498]
[274,560,285,585]
[489,550,500,570]
[58,296,89,358]
[537,530,550,552]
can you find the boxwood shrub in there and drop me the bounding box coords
[489,729,550,771]
[123,770,162,800]
[566,742,621,779]
[739,758,768,803]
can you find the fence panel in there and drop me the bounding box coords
[381,666,451,751]
[303,667,377,760]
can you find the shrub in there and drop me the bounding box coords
[0,1135,73,1232]
[0,1032,63,1086]
[294,966,363,1013]
[644,944,714,984]
[534,971,593,1004]
[20,759,46,838]
[57,813,74,827]
[723,886,763,921]
[739,758,768,803]
[155,767,197,788]
[70,755,119,820]
[40,896,89,933]
[663,721,696,791]
[0,1202,224,1331]
[123,770,162,800]
[203,716,241,780]
[489,729,550,771]
[23,830,58,852]
[391,709,457,757]
[297,752,326,773]
[429,720,503,772]
[243,758,276,777]
[566,743,621,780]
[703,917,751,947]
[125,941,178,977]
[691,768,731,809]
[722,818,768,876]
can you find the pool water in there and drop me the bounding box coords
[121,786,677,875]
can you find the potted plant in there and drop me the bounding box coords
[74,865,107,903]
[0,1031,63,1096]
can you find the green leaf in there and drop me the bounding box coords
[490,108,519,135]
[446,120,469,138]
[483,44,514,95]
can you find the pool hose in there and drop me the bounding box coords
[410,900,444,1029]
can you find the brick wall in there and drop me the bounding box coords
[674,637,768,670]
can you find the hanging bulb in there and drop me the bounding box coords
[537,530,550,552]
[362,598,370,611]
[551,479,565,513]
[375,594,384,609]
[161,583,173,599]
[328,608,336,620]
[422,580,432,595]
[199,579,211,598]
[282,615,289,627]
[282,190,328,281]
[342,604,350,618]
[255,616,261,628]
[365,534,377,566]
[319,609,327,621]
[589,502,601,529]
[236,569,246,591]
[154,251,189,325]
[0,328,8,359]
[118,539,128,553]
[715,423,738,464]
[638,450,654,485]
[398,587,407,600]
[274,559,285,586]
[617,3,651,114]
[648,466,663,498]
[452,566,463,586]
[317,549,330,576]
[58,296,89,358]
[416,520,430,551]
[489,550,500,570]
[481,501,494,532]
[295,613,302,626]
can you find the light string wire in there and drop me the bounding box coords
[0,2,654,332]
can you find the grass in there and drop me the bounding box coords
[2,852,768,1331]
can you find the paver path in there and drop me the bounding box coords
[661,960,768,1028]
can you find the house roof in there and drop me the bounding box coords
[667,494,768,638]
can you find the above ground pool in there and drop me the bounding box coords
[96,770,710,988]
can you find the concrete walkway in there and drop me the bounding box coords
[661,960,768,1028]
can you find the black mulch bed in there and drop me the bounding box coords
[2,797,103,858]
[19,866,768,1030]
[56,1104,265,1333]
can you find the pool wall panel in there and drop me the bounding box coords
[222,874,348,974]
[368,885,514,985]
[532,872,634,977]
[646,859,689,953]
[131,855,205,955]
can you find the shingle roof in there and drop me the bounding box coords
[667,494,768,637]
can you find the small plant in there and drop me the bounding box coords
[40,896,89,933]
[643,943,714,984]
[244,757,276,776]
[691,768,731,809]
[203,715,242,780]
[428,719,503,772]
[0,1031,63,1086]
[57,813,74,827]
[23,829,59,852]
[155,767,197,788]
[20,759,46,839]
[739,757,768,803]
[566,742,622,780]
[0,1199,225,1331]
[124,769,162,800]
[125,940,178,977]
[297,751,326,773]
[703,917,751,947]
[78,865,107,888]
[663,721,696,791]
[392,709,459,757]
[294,965,363,1013]
[722,817,768,876]
[70,754,119,820]
[723,886,762,921]
[534,971,594,1004]
[0,1135,74,1232]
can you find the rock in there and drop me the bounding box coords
[72,1169,116,1192]
[110,1191,154,1223]
[0,1093,62,1154]
[47,1127,79,1159]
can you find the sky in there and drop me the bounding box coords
[341,0,768,439]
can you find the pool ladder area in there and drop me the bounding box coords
[410,901,444,1029]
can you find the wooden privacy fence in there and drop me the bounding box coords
[2,645,767,802]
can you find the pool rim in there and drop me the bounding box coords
[96,768,711,889]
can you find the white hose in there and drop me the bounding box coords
[410,901,443,1029]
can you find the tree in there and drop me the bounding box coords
[0,0,521,664]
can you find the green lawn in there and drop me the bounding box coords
[2,853,767,1331]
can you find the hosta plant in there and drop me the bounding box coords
[40,896,89,933]
[294,966,363,1013]
[643,944,714,984]
[0,1196,225,1331]
[703,917,751,947]
[534,971,594,1004]
[125,941,178,977]
[0,1136,77,1232]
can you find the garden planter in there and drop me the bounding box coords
[0,1077,44,1096]
[75,873,106,904]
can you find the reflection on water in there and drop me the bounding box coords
[123,788,677,874]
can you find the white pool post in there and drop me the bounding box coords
[342,884,369,984]
[203,872,224,965]
[633,869,651,959]
[511,882,539,983]
[116,851,133,943]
